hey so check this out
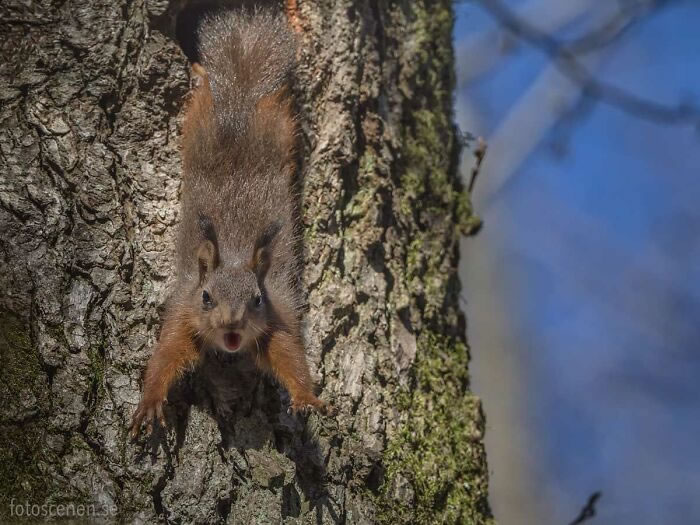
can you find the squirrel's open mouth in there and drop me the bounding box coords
[223,331,241,351]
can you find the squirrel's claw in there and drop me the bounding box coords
[130,397,167,440]
[289,396,330,416]
[156,402,166,427]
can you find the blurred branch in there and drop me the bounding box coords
[468,137,488,193]
[547,93,596,158]
[475,0,700,127]
[566,0,668,53]
[480,51,606,205]
[456,0,593,84]
[569,491,602,525]
[508,186,700,352]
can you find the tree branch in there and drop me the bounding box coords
[475,0,700,127]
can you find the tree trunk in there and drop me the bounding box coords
[0,0,492,523]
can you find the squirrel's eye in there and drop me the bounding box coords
[254,294,263,308]
[202,290,212,306]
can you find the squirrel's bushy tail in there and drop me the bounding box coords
[182,9,296,171]
[198,9,295,136]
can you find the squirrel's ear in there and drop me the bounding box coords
[250,222,282,281]
[197,240,218,284]
[251,245,271,283]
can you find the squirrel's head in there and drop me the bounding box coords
[192,222,280,353]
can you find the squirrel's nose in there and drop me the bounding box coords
[225,306,246,329]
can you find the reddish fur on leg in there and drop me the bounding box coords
[130,312,200,438]
[259,329,325,414]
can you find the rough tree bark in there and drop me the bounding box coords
[0,0,492,523]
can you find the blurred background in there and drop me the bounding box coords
[453,1,700,523]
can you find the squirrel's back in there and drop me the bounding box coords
[178,9,298,284]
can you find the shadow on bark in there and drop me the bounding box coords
[133,346,340,522]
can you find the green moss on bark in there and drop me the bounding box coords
[378,2,492,522]
[0,312,42,405]
[377,332,492,524]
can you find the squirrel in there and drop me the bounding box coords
[130,8,326,438]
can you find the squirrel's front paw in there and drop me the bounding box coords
[130,396,166,439]
[288,395,331,416]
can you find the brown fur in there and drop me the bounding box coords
[131,9,324,439]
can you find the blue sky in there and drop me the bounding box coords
[454,1,700,523]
